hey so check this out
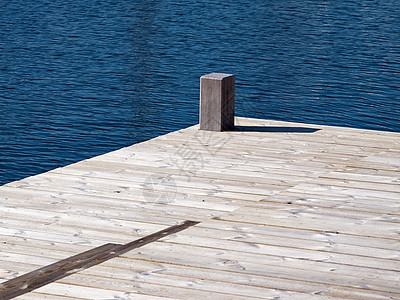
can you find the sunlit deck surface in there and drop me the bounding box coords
[0,117,399,299]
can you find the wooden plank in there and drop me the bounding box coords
[234,117,400,139]
[158,233,399,271]
[34,283,173,300]
[0,193,202,226]
[2,256,395,300]
[0,221,198,299]
[0,205,168,236]
[121,242,400,294]
[1,222,399,282]
[0,193,218,225]
[59,269,285,300]
[2,223,398,281]
[149,130,397,155]
[2,203,397,261]
[2,245,399,298]
[9,173,269,202]
[90,143,367,169]
[197,219,399,250]
[287,183,400,201]
[170,226,400,260]
[38,171,287,199]
[16,292,81,299]
[84,154,334,180]
[0,117,399,299]
[317,171,400,184]
[262,192,400,215]
[49,164,297,191]
[81,257,400,300]
[217,207,400,240]
[244,201,400,224]
[105,136,378,159]
[52,159,318,185]
[313,177,400,193]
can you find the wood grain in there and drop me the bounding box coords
[0,117,399,299]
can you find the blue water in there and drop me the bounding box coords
[1,0,399,186]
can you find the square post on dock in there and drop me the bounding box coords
[200,73,235,131]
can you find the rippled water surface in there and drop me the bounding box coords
[1,1,399,185]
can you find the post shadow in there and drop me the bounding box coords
[233,125,320,133]
[198,73,320,134]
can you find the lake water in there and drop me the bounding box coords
[1,0,399,185]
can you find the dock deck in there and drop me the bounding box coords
[0,117,399,299]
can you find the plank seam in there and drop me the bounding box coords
[0,220,199,299]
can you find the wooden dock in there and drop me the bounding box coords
[0,117,399,299]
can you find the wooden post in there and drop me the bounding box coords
[200,73,235,131]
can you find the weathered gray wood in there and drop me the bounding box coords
[200,73,235,131]
[0,117,399,299]
[0,221,198,299]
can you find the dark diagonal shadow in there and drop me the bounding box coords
[234,126,320,133]
[0,221,199,299]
